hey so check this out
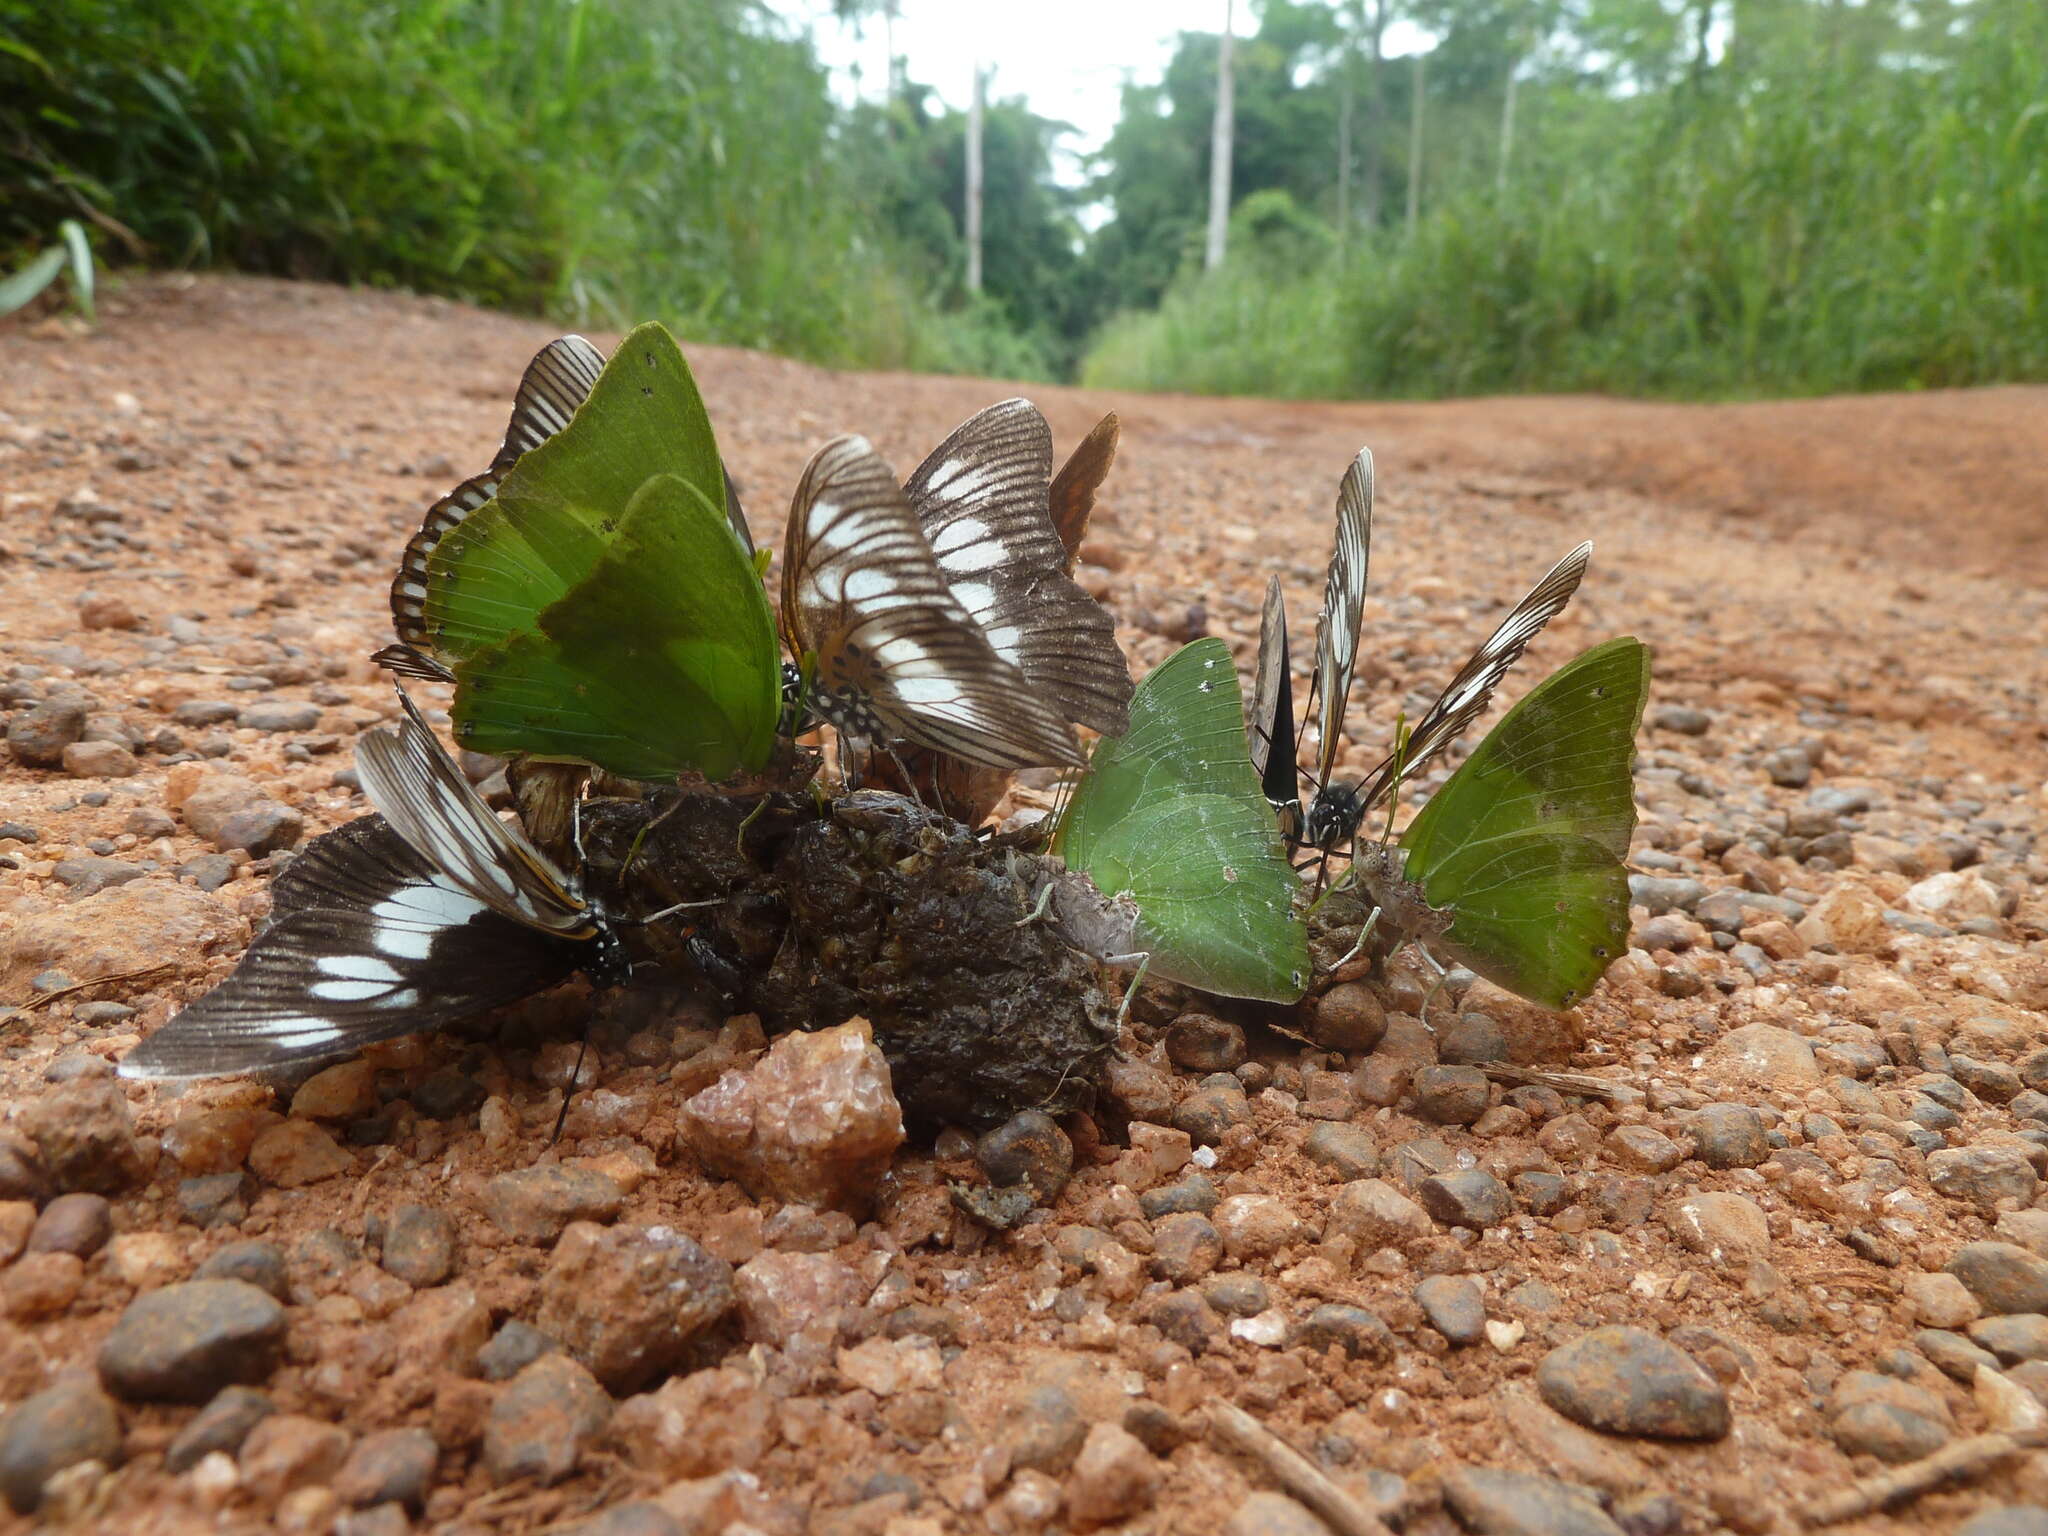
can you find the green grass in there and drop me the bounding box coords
[1084,8,2048,400]
[0,0,1028,374]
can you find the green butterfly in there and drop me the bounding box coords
[374,323,781,784]
[1050,637,1308,1006]
[1355,636,1650,1009]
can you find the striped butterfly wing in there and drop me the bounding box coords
[1047,411,1120,573]
[118,815,585,1080]
[354,690,596,937]
[1247,574,1301,831]
[1309,448,1374,788]
[383,336,607,679]
[905,399,1133,737]
[781,435,1083,770]
[1351,541,1593,820]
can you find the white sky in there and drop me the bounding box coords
[771,0,1211,180]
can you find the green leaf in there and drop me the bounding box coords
[1398,636,1650,1009]
[449,472,779,781]
[57,221,93,322]
[423,320,726,661]
[0,246,68,318]
[1057,637,1308,1004]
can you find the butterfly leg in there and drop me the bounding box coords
[1014,877,1057,928]
[1325,903,1383,974]
[1414,947,1452,1032]
[1107,952,1152,1028]
[881,741,927,809]
[634,895,726,926]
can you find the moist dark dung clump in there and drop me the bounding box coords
[579,788,1117,1128]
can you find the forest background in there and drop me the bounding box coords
[2,0,2042,400]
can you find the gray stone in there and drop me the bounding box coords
[1165,1014,1247,1073]
[212,802,303,857]
[1930,1147,2039,1211]
[1225,1492,1334,1536]
[334,1426,438,1510]
[179,1172,255,1229]
[96,1280,287,1403]
[380,1204,457,1287]
[1302,1123,1379,1180]
[482,1166,625,1243]
[1172,1081,1251,1146]
[7,700,88,767]
[1001,1384,1086,1474]
[1418,1169,1513,1229]
[483,1355,610,1487]
[1959,1510,2048,1536]
[18,1080,145,1194]
[1439,1013,1509,1065]
[1201,1273,1270,1317]
[1311,983,1387,1052]
[1149,1213,1223,1284]
[1916,1329,2002,1384]
[534,1223,735,1394]
[0,1376,122,1514]
[1628,876,1706,914]
[1688,1104,1770,1169]
[1293,1304,1394,1360]
[26,1194,111,1258]
[976,1110,1073,1205]
[164,1386,273,1472]
[1537,1327,1732,1440]
[1968,1314,2048,1365]
[1415,1274,1487,1345]
[193,1240,289,1299]
[478,1321,556,1383]
[1140,1173,1218,1218]
[1442,1465,1625,1536]
[1948,1242,2048,1316]
[172,701,240,728]
[238,702,321,733]
[1414,1065,1492,1125]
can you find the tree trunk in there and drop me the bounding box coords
[1496,64,1518,195]
[965,63,984,293]
[1363,0,1386,228]
[1205,0,1236,272]
[1405,48,1424,235]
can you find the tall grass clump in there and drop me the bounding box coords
[0,0,1005,370]
[1084,3,2047,400]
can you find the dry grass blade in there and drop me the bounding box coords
[13,963,177,1015]
[1208,1402,1395,1536]
[1802,1428,2048,1525]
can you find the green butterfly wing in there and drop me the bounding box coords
[448,473,779,781]
[1398,636,1650,1008]
[1056,638,1308,1003]
[421,322,726,664]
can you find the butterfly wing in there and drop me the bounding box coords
[1247,575,1300,827]
[1353,541,1593,817]
[383,336,607,679]
[1047,411,1120,573]
[1397,636,1650,1008]
[445,473,780,781]
[118,816,585,1080]
[905,399,1132,736]
[416,323,728,667]
[1309,449,1374,787]
[1056,637,1308,1003]
[782,434,1082,770]
[354,690,596,936]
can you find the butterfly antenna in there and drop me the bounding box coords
[1380,714,1413,846]
[621,791,689,881]
[550,1032,590,1145]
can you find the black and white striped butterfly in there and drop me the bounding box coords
[1250,448,1373,842]
[120,692,626,1079]
[779,434,1085,772]
[1249,445,1594,851]
[374,334,759,684]
[905,400,1132,738]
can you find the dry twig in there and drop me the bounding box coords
[12,963,176,1015]
[1207,1402,1396,1536]
[1802,1428,2048,1525]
